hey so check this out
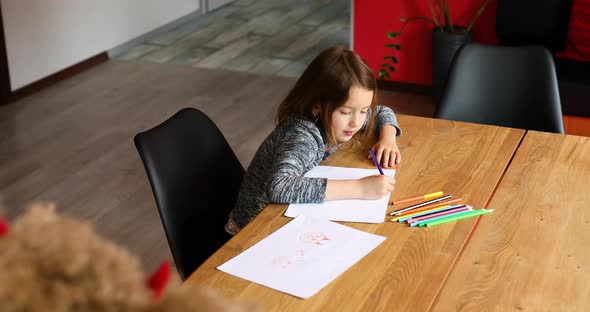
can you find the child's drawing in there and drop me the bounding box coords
[272,256,293,270]
[270,231,333,272]
[218,215,386,299]
[300,232,330,245]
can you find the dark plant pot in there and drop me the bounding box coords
[432,27,472,107]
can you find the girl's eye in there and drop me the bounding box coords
[361,111,368,114]
[340,110,351,115]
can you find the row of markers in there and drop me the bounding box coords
[387,192,493,227]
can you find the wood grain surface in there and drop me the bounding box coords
[432,131,590,311]
[184,115,525,311]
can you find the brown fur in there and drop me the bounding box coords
[0,203,260,312]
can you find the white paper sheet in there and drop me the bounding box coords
[217,215,386,299]
[284,166,396,223]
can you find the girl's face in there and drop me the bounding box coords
[330,86,373,144]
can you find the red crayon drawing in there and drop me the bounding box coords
[300,232,330,245]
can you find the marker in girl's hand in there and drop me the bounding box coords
[369,149,385,175]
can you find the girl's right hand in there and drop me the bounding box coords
[359,175,396,199]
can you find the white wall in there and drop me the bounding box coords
[1,0,199,90]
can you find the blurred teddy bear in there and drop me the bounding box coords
[0,203,259,312]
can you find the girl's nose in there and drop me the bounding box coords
[351,113,362,127]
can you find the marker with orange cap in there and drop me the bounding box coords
[391,191,444,205]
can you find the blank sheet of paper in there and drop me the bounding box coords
[284,166,396,223]
[217,215,386,298]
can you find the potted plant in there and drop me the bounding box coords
[379,0,491,105]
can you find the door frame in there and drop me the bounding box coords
[0,3,12,105]
[199,0,234,14]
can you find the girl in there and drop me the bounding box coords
[226,46,402,235]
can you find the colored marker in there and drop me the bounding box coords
[369,149,384,175]
[420,209,494,227]
[398,204,467,222]
[407,206,470,224]
[408,206,472,226]
[389,194,452,216]
[415,208,476,227]
[391,204,465,222]
[392,191,444,205]
[394,198,463,217]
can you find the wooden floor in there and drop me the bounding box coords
[113,0,350,78]
[0,60,433,273]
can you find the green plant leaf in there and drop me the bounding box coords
[381,63,389,68]
[384,56,399,64]
[396,16,438,38]
[385,44,402,50]
[386,32,400,38]
[467,0,491,32]
[399,16,406,22]
[388,66,396,72]
[378,69,391,79]
[425,0,440,26]
[441,6,453,31]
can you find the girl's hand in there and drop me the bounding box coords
[368,138,401,168]
[358,175,396,199]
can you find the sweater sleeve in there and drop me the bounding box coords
[266,129,327,204]
[361,105,402,138]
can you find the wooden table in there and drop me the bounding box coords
[432,131,590,311]
[184,115,525,311]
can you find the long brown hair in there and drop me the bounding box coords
[276,46,378,146]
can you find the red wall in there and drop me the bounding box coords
[354,0,498,86]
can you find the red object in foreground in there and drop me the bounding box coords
[146,260,171,299]
[0,218,8,236]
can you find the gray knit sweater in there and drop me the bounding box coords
[225,105,401,234]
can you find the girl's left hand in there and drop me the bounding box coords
[368,137,402,168]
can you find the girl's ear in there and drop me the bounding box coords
[311,103,320,123]
[312,103,320,116]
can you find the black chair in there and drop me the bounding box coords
[496,0,590,118]
[496,0,572,53]
[134,107,245,279]
[434,43,565,133]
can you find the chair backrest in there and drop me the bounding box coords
[134,108,245,279]
[434,44,565,133]
[496,0,572,53]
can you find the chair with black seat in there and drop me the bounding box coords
[134,107,245,280]
[434,43,565,133]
